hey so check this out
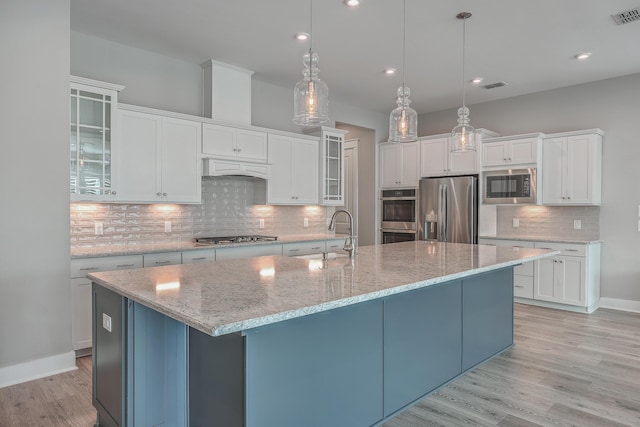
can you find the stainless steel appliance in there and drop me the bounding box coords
[380,189,417,243]
[418,175,477,244]
[482,168,537,204]
[194,235,278,246]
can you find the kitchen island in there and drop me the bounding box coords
[88,241,556,427]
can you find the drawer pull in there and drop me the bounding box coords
[565,249,579,252]
[191,257,206,261]
[312,246,322,250]
[80,267,99,271]
[539,247,553,250]
[116,264,135,268]
[155,260,172,265]
[289,249,300,252]
[514,285,525,288]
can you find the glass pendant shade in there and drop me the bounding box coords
[293,51,329,126]
[451,12,476,152]
[389,85,417,142]
[450,106,476,152]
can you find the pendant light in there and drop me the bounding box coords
[293,0,329,126]
[389,0,417,143]
[451,12,476,152]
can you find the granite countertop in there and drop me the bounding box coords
[71,233,348,259]
[478,235,602,244]
[88,241,557,337]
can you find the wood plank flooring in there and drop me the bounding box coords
[1,304,639,427]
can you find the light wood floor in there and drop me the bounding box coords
[1,304,639,427]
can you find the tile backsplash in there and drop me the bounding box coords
[496,205,600,240]
[71,177,331,250]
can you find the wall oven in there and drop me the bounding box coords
[380,189,417,243]
[483,168,537,204]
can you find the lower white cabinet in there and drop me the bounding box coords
[71,255,143,352]
[214,244,283,260]
[143,252,182,267]
[478,238,600,312]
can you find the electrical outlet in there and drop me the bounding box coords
[304,217,309,228]
[95,222,103,235]
[164,221,172,233]
[102,313,112,333]
[512,218,519,228]
[259,218,265,229]
[573,219,582,230]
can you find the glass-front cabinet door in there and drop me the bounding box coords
[305,127,348,206]
[70,76,124,201]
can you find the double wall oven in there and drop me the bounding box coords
[380,189,417,244]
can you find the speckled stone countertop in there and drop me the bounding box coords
[88,241,557,337]
[478,235,602,244]
[71,233,347,259]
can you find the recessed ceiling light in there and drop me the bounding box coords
[383,68,396,76]
[294,32,309,41]
[574,52,592,60]
[471,77,484,84]
[344,0,361,7]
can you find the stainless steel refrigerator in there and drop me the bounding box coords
[418,175,478,244]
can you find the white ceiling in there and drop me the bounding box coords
[70,0,640,115]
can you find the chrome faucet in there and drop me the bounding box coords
[328,209,356,258]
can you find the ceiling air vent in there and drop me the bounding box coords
[612,7,640,25]
[482,81,508,90]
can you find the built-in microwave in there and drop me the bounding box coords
[483,168,537,204]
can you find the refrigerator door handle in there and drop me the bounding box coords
[468,183,475,243]
[439,184,448,242]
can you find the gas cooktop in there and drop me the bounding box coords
[194,235,278,246]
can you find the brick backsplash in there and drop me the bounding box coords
[71,177,332,250]
[496,205,600,240]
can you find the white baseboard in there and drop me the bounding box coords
[599,297,640,314]
[0,351,77,388]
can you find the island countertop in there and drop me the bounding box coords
[88,241,557,337]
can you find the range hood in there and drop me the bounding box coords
[202,158,270,180]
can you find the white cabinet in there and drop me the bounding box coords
[542,131,602,205]
[182,249,217,264]
[215,244,283,260]
[482,135,541,168]
[202,123,267,162]
[420,137,478,177]
[143,252,182,267]
[117,109,202,203]
[261,134,319,205]
[478,238,534,298]
[70,76,124,201]
[305,127,348,206]
[71,255,143,352]
[379,142,420,188]
[533,242,600,311]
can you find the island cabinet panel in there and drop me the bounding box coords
[189,330,245,427]
[383,281,463,417]
[244,300,384,427]
[462,268,514,371]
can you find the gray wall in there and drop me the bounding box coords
[336,124,377,247]
[0,0,71,368]
[419,73,640,303]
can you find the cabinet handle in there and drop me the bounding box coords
[567,196,571,200]
[539,247,553,250]
[312,246,322,250]
[112,191,117,195]
[162,193,167,197]
[191,257,206,261]
[508,157,512,161]
[116,264,135,268]
[157,192,162,196]
[290,249,300,252]
[237,148,242,152]
[514,285,525,288]
[155,260,172,265]
[512,245,524,248]
[80,267,99,271]
[565,249,579,252]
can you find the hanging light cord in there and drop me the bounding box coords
[309,0,314,54]
[461,15,466,109]
[402,0,407,99]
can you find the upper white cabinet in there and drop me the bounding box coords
[542,130,603,205]
[116,108,202,203]
[70,76,124,202]
[482,134,542,168]
[379,142,420,188]
[305,127,348,206]
[420,136,478,177]
[202,123,267,162]
[259,134,319,204]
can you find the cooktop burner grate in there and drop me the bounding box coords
[194,235,278,246]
